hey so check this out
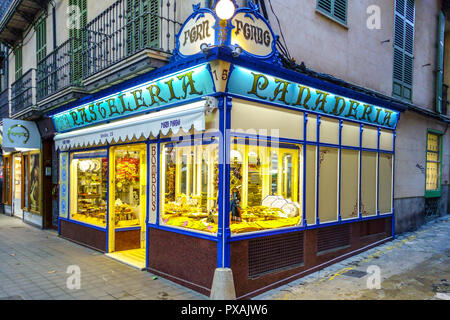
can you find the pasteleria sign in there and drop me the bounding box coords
[227,65,399,128]
[52,64,215,132]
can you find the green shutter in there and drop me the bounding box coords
[126,0,160,55]
[393,0,415,101]
[14,45,22,80]
[317,0,347,25]
[36,17,47,63]
[69,0,87,85]
[436,11,445,114]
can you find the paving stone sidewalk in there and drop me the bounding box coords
[254,215,450,300]
[0,214,207,300]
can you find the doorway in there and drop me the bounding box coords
[107,144,147,269]
[12,155,23,219]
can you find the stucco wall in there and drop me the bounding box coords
[395,111,450,199]
[264,0,440,111]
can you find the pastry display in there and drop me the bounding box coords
[72,155,108,227]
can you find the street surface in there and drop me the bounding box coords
[0,213,448,300]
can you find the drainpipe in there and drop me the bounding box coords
[51,1,56,50]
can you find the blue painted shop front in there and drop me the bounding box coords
[49,2,404,298]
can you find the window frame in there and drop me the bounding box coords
[425,129,443,198]
[14,45,22,80]
[316,0,348,27]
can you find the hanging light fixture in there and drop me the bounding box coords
[215,0,236,20]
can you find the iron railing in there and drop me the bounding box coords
[10,68,36,116]
[83,0,181,79]
[37,38,80,101]
[0,88,9,119]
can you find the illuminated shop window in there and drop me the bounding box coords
[229,138,303,234]
[70,150,108,227]
[29,153,40,213]
[160,140,219,234]
[111,145,147,229]
[426,132,442,194]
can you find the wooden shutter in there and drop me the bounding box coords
[393,0,415,101]
[317,0,347,25]
[14,45,22,80]
[436,11,445,114]
[36,17,47,64]
[127,0,159,55]
[69,0,87,85]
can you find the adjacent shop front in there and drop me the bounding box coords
[50,2,404,298]
[2,119,43,227]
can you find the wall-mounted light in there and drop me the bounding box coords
[200,43,212,54]
[215,0,236,20]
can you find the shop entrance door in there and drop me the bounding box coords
[12,155,23,219]
[107,144,147,269]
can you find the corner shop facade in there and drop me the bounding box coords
[50,4,402,298]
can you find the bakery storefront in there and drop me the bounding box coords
[2,119,43,227]
[51,2,403,298]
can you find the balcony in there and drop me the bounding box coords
[0,88,9,123]
[82,0,181,92]
[36,38,85,110]
[10,68,38,119]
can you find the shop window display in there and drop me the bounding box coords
[229,138,302,234]
[29,153,40,213]
[111,146,147,228]
[160,140,219,234]
[70,150,108,227]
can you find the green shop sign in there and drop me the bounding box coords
[227,66,399,128]
[53,64,215,132]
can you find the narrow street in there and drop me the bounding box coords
[254,215,450,300]
[0,214,207,300]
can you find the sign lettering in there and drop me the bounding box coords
[53,65,214,132]
[227,66,399,128]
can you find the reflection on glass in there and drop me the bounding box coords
[70,151,107,227]
[270,152,278,195]
[23,155,29,209]
[161,141,219,234]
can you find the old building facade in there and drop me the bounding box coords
[0,0,448,298]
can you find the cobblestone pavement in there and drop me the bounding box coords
[254,215,450,300]
[0,214,207,300]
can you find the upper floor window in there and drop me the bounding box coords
[393,0,415,101]
[316,0,347,25]
[14,45,22,80]
[35,17,47,64]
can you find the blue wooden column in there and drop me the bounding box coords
[217,95,232,268]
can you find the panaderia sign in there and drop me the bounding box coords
[226,66,399,128]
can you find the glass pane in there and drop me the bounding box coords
[361,151,377,216]
[379,153,393,214]
[426,161,439,191]
[23,155,29,209]
[320,117,339,145]
[161,141,219,234]
[113,147,145,228]
[70,150,107,227]
[318,147,338,223]
[29,154,40,213]
[427,133,439,152]
[426,152,439,162]
[362,125,378,149]
[305,145,316,225]
[340,149,359,220]
[230,139,302,234]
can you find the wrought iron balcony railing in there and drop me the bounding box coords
[0,88,9,120]
[37,38,81,102]
[83,0,181,80]
[11,68,36,117]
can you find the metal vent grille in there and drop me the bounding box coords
[317,224,351,253]
[248,232,304,278]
